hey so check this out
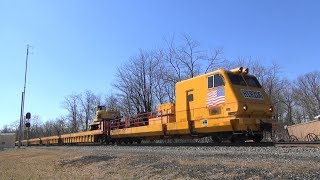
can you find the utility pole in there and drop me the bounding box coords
[18,45,29,148]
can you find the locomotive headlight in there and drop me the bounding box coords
[269,106,273,112]
[243,105,248,111]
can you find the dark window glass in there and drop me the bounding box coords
[244,75,262,88]
[214,74,225,87]
[208,74,224,89]
[208,76,213,88]
[227,73,247,86]
[187,94,193,101]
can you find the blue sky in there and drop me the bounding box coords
[0,1,319,128]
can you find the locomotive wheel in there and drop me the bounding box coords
[129,139,133,144]
[99,138,104,145]
[123,139,128,145]
[252,134,263,142]
[105,138,110,145]
[111,140,115,145]
[230,134,246,143]
[136,139,142,144]
[211,135,222,143]
[116,140,122,145]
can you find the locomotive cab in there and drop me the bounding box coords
[171,67,275,142]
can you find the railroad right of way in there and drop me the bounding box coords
[1,145,320,179]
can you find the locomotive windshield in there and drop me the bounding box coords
[227,73,247,86]
[243,75,262,88]
[228,72,262,88]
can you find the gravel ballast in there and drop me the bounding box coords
[0,145,319,179]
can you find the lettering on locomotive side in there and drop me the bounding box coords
[241,89,264,100]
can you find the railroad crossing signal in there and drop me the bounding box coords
[26,112,31,120]
[25,112,31,127]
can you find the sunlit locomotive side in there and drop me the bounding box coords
[166,67,274,142]
[18,67,275,146]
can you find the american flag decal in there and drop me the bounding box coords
[206,87,225,107]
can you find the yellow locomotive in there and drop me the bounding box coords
[19,67,275,146]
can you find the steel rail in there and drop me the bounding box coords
[274,141,320,148]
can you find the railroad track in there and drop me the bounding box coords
[111,141,320,148]
[23,141,320,148]
[115,142,275,147]
[36,142,274,147]
[275,141,320,148]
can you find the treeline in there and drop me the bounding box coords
[1,35,320,137]
[1,90,103,138]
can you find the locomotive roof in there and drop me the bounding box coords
[176,68,225,85]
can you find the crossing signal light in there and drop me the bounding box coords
[26,112,31,120]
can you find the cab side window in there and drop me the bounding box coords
[208,76,214,88]
[187,94,194,101]
[208,74,224,89]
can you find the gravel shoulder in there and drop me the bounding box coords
[1,145,320,179]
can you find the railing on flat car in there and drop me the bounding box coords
[108,106,227,131]
[110,111,158,130]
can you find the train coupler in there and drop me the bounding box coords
[260,121,272,132]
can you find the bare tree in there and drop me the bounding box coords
[28,115,44,138]
[62,94,82,133]
[1,125,15,133]
[105,94,121,111]
[164,34,223,80]
[176,34,203,78]
[117,94,136,116]
[22,115,69,138]
[280,80,295,124]
[294,71,320,121]
[159,34,224,103]
[264,63,283,101]
[114,50,163,114]
[52,118,66,136]
[204,48,224,73]
[80,90,99,131]
[42,120,55,136]
[1,119,19,133]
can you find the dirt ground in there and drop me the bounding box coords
[0,147,113,180]
[1,146,320,179]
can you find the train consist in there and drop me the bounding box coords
[19,67,276,146]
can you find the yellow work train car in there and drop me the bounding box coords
[165,67,274,142]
